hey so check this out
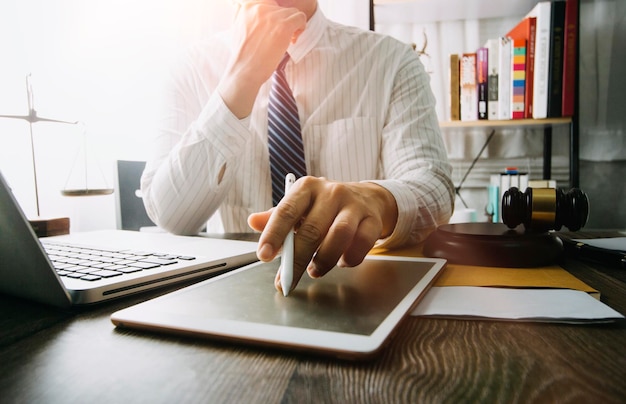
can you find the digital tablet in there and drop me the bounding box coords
[111,255,446,360]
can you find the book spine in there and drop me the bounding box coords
[460,53,477,121]
[485,39,500,120]
[498,38,512,120]
[450,54,460,121]
[525,17,537,118]
[499,173,511,222]
[488,174,500,222]
[519,173,529,192]
[477,47,489,120]
[528,179,557,188]
[547,0,566,117]
[528,2,552,119]
[511,39,526,119]
[561,0,578,117]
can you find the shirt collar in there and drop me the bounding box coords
[286,6,328,63]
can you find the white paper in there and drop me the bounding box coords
[412,287,624,323]
[572,237,626,252]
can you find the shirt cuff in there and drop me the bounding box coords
[363,179,416,249]
[195,92,251,158]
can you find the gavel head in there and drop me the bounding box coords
[502,187,589,232]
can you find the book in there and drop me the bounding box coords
[484,39,500,120]
[450,54,460,121]
[497,37,512,120]
[370,248,601,300]
[527,19,537,119]
[526,1,552,119]
[511,39,527,119]
[547,0,566,117]
[499,173,510,222]
[460,53,477,121]
[528,179,557,188]
[432,264,600,300]
[488,174,500,222]
[508,171,529,191]
[507,17,537,118]
[562,237,626,270]
[477,47,489,120]
[561,0,578,117]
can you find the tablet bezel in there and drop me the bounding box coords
[111,255,446,360]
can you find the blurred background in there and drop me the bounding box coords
[1,0,623,232]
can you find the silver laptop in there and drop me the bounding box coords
[0,171,259,307]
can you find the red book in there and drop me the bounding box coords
[507,17,536,118]
[561,0,578,117]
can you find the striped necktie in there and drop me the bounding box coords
[268,53,306,206]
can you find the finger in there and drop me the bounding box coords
[257,184,309,261]
[243,1,307,34]
[281,178,335,286]
[291,28,304,44]
[274,267,283,292]
[282,10,307,38]
[338,216,381,268]
[247,210,273,232]
[307,209,359,278]
[238,0,279,9]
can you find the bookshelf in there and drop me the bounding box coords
[373,0,539,24]
[439,117,574,185]
[370,0,580,188]
[439,117,570,129]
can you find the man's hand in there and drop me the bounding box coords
[218,1,307,119]
[247,177,398,295]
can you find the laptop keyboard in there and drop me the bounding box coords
[42,242,196,282]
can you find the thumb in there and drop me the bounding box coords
[247,209,273,232]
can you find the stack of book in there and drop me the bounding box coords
[449,0,578,122]
[488,167,529,223]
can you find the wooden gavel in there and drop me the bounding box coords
[502,187,589,232]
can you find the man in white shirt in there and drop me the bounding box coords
[141,0,454,294]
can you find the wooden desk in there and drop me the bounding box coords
[1,236,625,403]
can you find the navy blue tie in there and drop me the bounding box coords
[268,53,306,206]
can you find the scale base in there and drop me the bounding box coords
[29,217,70,237]
[423,223,563,267]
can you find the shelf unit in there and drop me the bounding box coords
[372,0,539,24]
[439,117,575,185]
[438,117,571,129]
[369,0,580,188]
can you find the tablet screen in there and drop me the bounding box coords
[112,255,445,359]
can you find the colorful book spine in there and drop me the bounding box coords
[547,0,566,117]
[511,39,526,119]
[450,54,460,121]
[477,47,489,120]
[506,16,537,118]
[460,53,477,121]
[497,37,512,120]
[485,39,500,120]
[561,0,578,117]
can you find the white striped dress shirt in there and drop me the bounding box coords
[141,8,454,249]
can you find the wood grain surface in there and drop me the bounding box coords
[1,236,625,403]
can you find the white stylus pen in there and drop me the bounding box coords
[281,173,296,297]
